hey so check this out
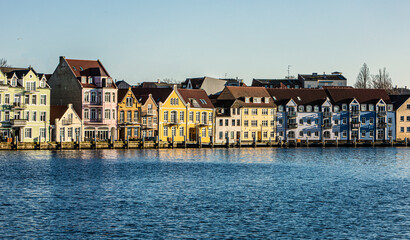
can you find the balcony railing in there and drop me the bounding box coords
[377,122,387,128]
[323,123,332,129]
[287,123,298,129]
[287,111,297,118]
[11,119,27,127]
[62,119,73,125]
[12,102,26,109]
[351,123,361,129]
[323,112,332,118]
[377,111,387,117]
[164,119,180,125]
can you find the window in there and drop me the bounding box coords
[40,95,46,105]
[299,131,303,137]
[5,111,9,121]
[68,128,73,138]
[84,92,90,102]
[232,119,235,126]
[126,97,133,107]
[244,132,248,139]
[252,109,258,115]
[307,119,311,125]
[270,120,274,126]
[112,110,116,120]
[32,95,37,105]
[171,127,176,136]
[4,94,9,104]
[24,128,32,138]
[262,109,268,115]
[189,111,193,122]
[208,112,213,123]
[342,118,347,124]
[120,111,125,122]
[91,92,96,103]
[407,104,410,110]
[40,112,46,121]
[126,111,132,122]
[400,127,404,132]
[370,118,374,124]
[299,119,303,125]
[278,119,283,125]
[244,109,249,115]
[40,128,46,139]
[270,131,275,138]
[179,127,184,136]
[219,131,223,139]
[263,131,268,138]
[408,127,410,133]
[244,120,249,127]
[370,130,374,137]
[315,131,319,137]
[334,106,339,112]
[307,131,311,137]
[199,99,207,104]
[105,93,111,102]
[196,112,200,122]
[208,128,212,138]
[112,93,115,102]
[202,128,206,137]
[361,117,366,123]
[225,119,229,126]
[134,111,139,122]
[251,120,258,127]
[407,116,410,122]
[143,117,147,125]
[105,109,110,120]
[262,120,268,126]
[342,131,347,137]
[361,104,366,111]
[334,119,339,125]
[179,111,184,122]
[400,116,404,122]
[164,111,169,121]
[164,126,168,137]
[26,111,29,121]
[388,118,392,124]
[219,119,223,126]
[361,130,366,138]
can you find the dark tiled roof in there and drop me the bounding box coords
[267,89,328,106]
[0,67,27,73]
[131,87,173,104]
[177,89,214,108]
[325,88,392,105]
[116,80,131,89]
[252,79,302,88]
[299,73,347,81]
[50,105,68,125]
[390,94,410,110]
[117,88,132,103]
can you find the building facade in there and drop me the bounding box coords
[0,68,51,142]
[48,57,118,141]
[117,88,141,140]
[390,95,410,141]
[51,104,83,142]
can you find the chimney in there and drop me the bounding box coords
[157,79,161,84]
[68,103,73,108]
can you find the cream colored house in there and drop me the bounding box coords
[51,104,83,142]
[391,95,410,141]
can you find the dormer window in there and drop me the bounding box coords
[199,99,207,104]
[264,97,269,103]
[40,80,46,88]
[88,77,93,84]
[11,78,17,87]
[245,97,250,103]
[80,66,83,71]
[361,104,367,111]
[73,66,77,71]
[253,97,261,103]
[298,105,304,112]
[387,104,393,111]
[314,106,319,112]
[334,106,340,112]
[278,105,284,112]
[342,104,347,111]
[81,76,86,84]
[306,105,312,112]
[369,104,374,111]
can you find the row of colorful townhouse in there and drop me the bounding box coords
[1,56,410,143]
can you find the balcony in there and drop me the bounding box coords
[323,112,332,118]
[351,111,360,116]
[62,119,73,125]
[377,111,387,117]
[142,123,155,129]
[287,123,298,129]
[12,102,26,109]
[11,119,27,127]
[323,123,333,129]
[118,120,140,126]
[287,111,297,118]
[196,121,210,126]
[89,101,103,106]
[142,110,155,116]
[351,123,361,129]
[164,119,180,125]
[377,122,387,128]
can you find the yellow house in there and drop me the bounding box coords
[391,95,410,141]
[178,89,214,143]
[117,87,141,140]
[217,86,276,142]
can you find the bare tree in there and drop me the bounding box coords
[354,63,370,88]
[0,58,10,67]
[371,67,393,90]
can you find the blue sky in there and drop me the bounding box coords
[2,0,409,87]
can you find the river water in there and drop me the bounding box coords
[0,148,409,239]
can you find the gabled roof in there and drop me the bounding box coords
[217,86,275,108]
[267,88,328,106]
[116,80,131,89]
[325,88,392,105]
[131,87,174,104]
[390,94,410,110]
[50,106,68,125]
[3,67,37,79]
[252,78,302,88]
[118,88,136,103]
[65,58,110,78]
[177,89,214,108]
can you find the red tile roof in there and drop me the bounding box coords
[177,89,214,108]
[65,59,110,78]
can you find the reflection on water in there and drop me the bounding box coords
[0,148,409,238]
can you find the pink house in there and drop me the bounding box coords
[48,57,118,141]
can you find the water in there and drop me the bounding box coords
[0,148,409,239]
